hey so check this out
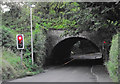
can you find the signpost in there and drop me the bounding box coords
[16,34,24,66]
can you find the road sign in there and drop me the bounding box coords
[16,34,24,49]
[16,34,24,67]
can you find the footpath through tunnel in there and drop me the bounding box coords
[46,37,103,66]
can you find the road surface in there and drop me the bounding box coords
[10,59,112,82]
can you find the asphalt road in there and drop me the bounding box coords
[10,59,112,82]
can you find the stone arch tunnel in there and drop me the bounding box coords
[49,37,101,64]
[45,29,111,65]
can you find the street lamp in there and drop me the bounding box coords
[30,4,35,65]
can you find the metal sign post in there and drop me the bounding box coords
[30,7,34,65]
[21,49,23,67]
[30,4,35,65]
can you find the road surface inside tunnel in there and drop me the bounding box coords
[9,53,112,82]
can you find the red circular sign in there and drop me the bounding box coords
[18,36,22,41]
[18,35,23,44]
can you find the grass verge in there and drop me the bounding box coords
[2,47,43,81]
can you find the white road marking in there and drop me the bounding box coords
[91,66,99,82]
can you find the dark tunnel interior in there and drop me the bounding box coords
[49,37,100,65]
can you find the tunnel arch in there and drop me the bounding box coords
[50,37,100,64]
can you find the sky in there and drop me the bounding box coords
[1,4,10,13]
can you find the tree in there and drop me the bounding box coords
[32,2,120,35]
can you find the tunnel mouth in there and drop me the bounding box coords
[46,37,103,66]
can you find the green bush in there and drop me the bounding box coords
[33,23,46,66]
[106,33,119,82]
[1,3,47,80]
[2,26,17,52]
[2,24,46,80]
